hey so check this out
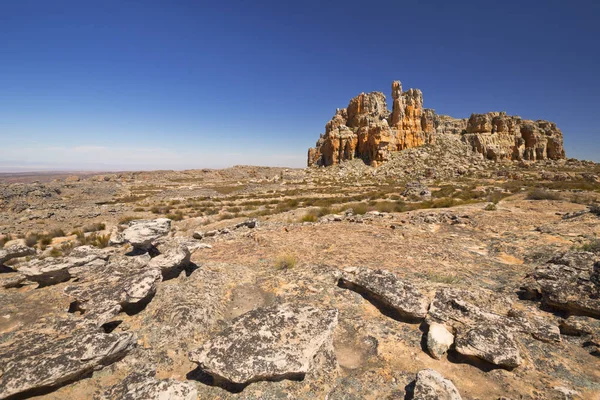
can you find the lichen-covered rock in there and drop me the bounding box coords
[18,245,110,287]
[521,251,600,318]
[413,369,462,400]
[455,325,522,368]
[189,303,338,385]
[64,253,162,325]
[0,243,35,265]
[427,322,454,359]
[338,267,429,320]
[99,371,197,400]
[402,181,432,200]
[0,321,136,400]
[117,218,171,250]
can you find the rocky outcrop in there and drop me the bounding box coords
[338,267,429,321]
[113,218,171,250]
[189,303,338,386]
[100,372,197,400]
[308,81,565,166]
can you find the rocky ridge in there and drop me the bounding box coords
[308,80,566,166]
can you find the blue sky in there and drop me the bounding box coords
[1,0,598,171]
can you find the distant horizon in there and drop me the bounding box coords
[2,1,599,170]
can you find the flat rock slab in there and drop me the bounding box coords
[118,218,171,250]
[189,303,338,386]
[148,240,191,276]
[521,251,600,318]
[18,245,111,287]
[413,369,462,400]
[0,321,135,400]
[338,267,429,320]
[455,325,522,369]
[100,372,197,400]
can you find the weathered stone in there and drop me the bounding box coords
[413,369,462,400]
[189,303,338,385]
[521,251,600,317]
[427,322,454,359]
[117,218,171,250]
[0,243,35,265]
[148,240,191,276]
[18,245,110,287]
[455,325,522,368]
[235,218,258,229]
[0,322,135,400]
[338,267,429,320]
[192,231,203,240]
[100,372,197,400]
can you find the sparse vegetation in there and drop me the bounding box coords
[426,271,462,284]
[527,188,561,201]
[484,203,497,211]
[166,211,184,221]
[119,215,138,225]
[577,239,600,253]
[82,222,105,233]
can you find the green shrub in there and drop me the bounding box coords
[527,188,561,201]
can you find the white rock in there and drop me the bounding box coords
[427,322,454,359]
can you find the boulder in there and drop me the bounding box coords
[413,369,462,400]
[338,267,429,320]
[100,372,197,400]
[148,240,191,276]
[427,322,454,359]
[454,325,522,368]
[189,303,338,386]
[118,218,171,250]
[0,321,135,400]
[0,243,36,265]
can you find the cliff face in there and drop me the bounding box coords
[307,81,566,166]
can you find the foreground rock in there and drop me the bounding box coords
[0,321,135,400]
[413,369,462,400]
[307,80,565,166]
[0,243,35,265]
[338,267,429,320]
[116,218,171,250]
[521,251,600,318]
[189,303,338,386]
[100,371,197,400]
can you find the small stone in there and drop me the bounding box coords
[427,322,454,359]
[413,369,462,400]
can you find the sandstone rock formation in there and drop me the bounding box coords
[308,81,565,166]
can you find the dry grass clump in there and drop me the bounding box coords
[166,211,184,221]
[24,229,66,249]
[82,222,106,232]
[0,234,13,248]
[274,253,297,270]
[484,203,497,211]
[426,271,462,284]
[578,239,600,253]
[527,188,561,201]
[300,214,318,223]
[119,215,138,225]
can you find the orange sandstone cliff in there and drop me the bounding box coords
[307,81,565,167]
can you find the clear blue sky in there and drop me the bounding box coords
[1,0,598,171]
